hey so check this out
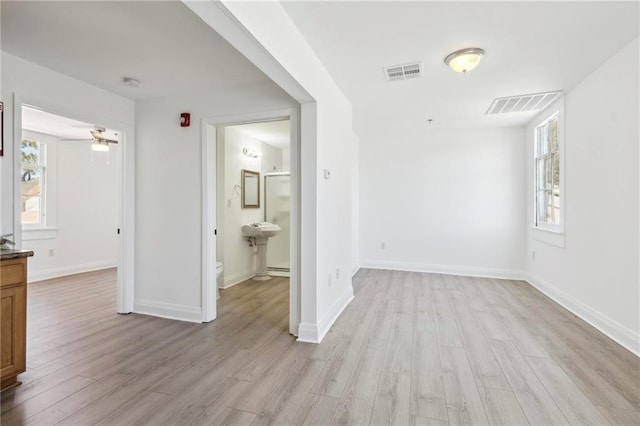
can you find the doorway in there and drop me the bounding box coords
[12,99,134,313]
[201,109,300,336]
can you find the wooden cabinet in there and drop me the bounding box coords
[1,256,29,392]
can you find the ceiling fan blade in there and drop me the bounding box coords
[105,139,118,144]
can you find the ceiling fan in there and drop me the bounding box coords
[60,127,118,152]
[89,127,118,152]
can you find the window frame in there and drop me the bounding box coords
[20,139,47,229]
[533,110,564,234]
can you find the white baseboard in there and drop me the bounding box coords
[351,265,361,277]
[296,323,320,343]
[359,259,525,280]
[526,275,640,356]
[133,299,202,323]
[28,260,117,282]
[222,271,255,289]
[297,285,354,344]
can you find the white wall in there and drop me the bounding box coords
[261,140,284,175]
[206,0,360,342]
[222,127,262,287]
[0,52,134,243]
[134,82,297,322]
[526,37,640,354]
[21,130,119,281]
[359,127,527,278]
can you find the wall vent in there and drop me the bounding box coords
[384,62,422,81]
[486,91,562,115]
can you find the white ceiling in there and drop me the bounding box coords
[282,1,639,132]
[22,106,119,141]
[230,120,291,150]
[1,0,269,100]
[4,1,638,136]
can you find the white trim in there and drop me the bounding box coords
[201,122,216,323]
[532,227,566,248]
[222,271,256,289]
[11,94,135,314]
[526,275,640,356]
[296,323,320,343]
[351,265,360,278]
[360,260,525,280]
[28,261,116,283]
[133,299,202,323]
[531,98,565,235]
[201,109,301,335]
[22,227,57,241]
[297,285,354,344]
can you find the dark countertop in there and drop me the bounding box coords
[0,249,35,261]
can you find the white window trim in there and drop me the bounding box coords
[532,103,565,236]
[22,227,58,241]
[21,139,48,229]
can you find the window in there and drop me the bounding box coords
[534,113,560,230]
[21,139,47,226]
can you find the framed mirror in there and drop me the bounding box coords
[241,169,260,208]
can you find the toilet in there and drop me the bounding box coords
[216,262,224,299]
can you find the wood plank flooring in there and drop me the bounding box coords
[1,268,639,425]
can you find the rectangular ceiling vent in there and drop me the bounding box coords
[486,91,562,115]
[384,62,422,82]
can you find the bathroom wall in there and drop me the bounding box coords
[221,126,284,287]
[261,141,284,175]
[21,129,119,281]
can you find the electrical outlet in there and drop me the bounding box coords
[381,241,386,250]
[336,268,340,280]
[48,249,55,257]
[328,273,332,287]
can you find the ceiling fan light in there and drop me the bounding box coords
[445,48,485,73]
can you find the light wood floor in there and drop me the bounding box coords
[1,268,639,425]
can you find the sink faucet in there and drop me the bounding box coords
[0,233,15,247]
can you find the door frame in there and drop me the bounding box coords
[201,108,300,335]
[11,94,135,313]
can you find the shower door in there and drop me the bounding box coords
[264,173,290,272]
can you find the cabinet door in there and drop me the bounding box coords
[1,285,26,377]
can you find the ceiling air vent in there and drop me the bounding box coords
[486,91,562,115]
[384,62,422,82]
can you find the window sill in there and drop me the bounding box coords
[22,227,58,241]
[531,226,565,248]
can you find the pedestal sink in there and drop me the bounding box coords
[241,222,281,281]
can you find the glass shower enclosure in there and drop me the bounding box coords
[264,172,290,273]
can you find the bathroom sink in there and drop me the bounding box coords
[242,222,281,238]
[242,222,282,281]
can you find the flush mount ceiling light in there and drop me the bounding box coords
[444,48,485,73]
[122,77,140,88]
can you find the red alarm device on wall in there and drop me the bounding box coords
[180,112,190,127]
